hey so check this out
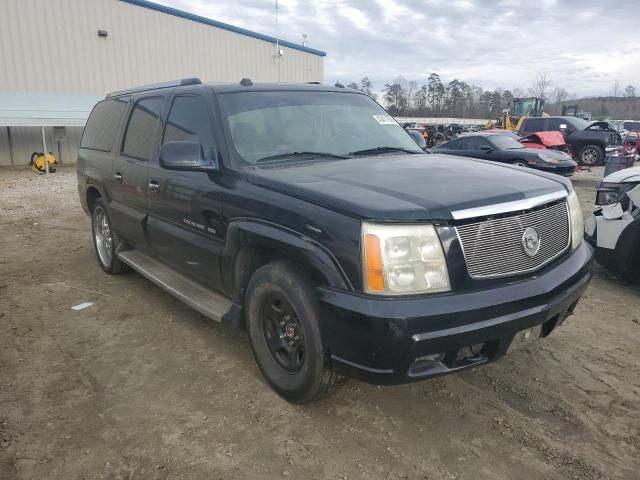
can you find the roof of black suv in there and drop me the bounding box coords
[107,77,358,98]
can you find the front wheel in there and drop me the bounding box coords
[578,145,604,166]
[245,261,342,403]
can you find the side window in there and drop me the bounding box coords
[122,97,164,160]
[547,118,564,131]
[464,137,487,150]
[524,118,545,132]
[445,139,461,150]
[163,95,213,148]
[80,98,128,151]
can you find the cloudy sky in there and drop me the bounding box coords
[156,0,638,97]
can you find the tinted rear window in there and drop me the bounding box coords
[523,118,545,132]
[80,98,128,151]
[122,97,164,160]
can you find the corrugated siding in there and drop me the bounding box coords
[0,0,324,96]
[0,127,83,166]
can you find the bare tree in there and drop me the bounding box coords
[528,72,552,100]
[624,84,636,98]
[551,87,569,104]
[610,80,621,97]
[512,87,526,98]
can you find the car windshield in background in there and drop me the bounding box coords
[570,117,591,130]
[490,135,524,150]
[624,121,640,131]
[219,91,422,164]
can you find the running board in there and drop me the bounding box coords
[118,250,232,322]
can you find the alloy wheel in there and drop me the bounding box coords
[93,207,113,267]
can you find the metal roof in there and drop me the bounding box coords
[121,0,327,57]
[0,91,100,127]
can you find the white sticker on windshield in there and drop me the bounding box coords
[372,114,396,125]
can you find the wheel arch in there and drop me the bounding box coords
[223,219,352,306]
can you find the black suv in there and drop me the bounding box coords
[78,78,593,403]
[518,116,621,166]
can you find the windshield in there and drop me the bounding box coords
[489,135,524,150]
[219,91,422,164]
[569,117,591,130]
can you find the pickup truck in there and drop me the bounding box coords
[518,116,621,166]
[77,78,593,403]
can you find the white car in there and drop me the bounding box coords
[585,166,640,282]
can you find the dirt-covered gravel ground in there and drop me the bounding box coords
[1,166,639,480]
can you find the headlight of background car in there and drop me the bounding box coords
[596,182,634,206]
[567,190,584,249]
[362,223,450,295]
[537,153,559,164]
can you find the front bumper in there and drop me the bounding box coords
[318,241,593,385]
[531,161,577,177]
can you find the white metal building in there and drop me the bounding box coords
[0,0,326,166]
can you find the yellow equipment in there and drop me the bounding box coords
[30,152,57,173]
[500,97,545,131]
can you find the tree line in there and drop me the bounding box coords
[345,72,638,119]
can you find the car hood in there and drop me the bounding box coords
[513,147,573,161]
[244,154,570,221]
[603,165,640,184]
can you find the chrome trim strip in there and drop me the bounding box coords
[451,190,568,220]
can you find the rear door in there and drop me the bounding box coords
[109,95,166,250]
[146,92,225,288]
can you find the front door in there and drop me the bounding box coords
[109,96,165,250]
[146,93,224,289]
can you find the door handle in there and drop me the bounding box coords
[148,180,160,193]
[113,171,123,182]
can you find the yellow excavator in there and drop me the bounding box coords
[500,97,545,131]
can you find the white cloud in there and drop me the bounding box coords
[153,0,640,97]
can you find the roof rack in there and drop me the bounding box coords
[106,77,202,97]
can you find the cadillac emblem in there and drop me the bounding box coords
[522,227,541,257]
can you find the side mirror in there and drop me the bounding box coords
[159,141,218,172]
[480,145,493,153]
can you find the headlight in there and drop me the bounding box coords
[537,153,559,164]
[362,223,450,295]
[567,190,584,250]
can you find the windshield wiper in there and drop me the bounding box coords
[348,146,421,156]
[256,151,350,163]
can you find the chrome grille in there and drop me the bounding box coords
[455,201,570,278]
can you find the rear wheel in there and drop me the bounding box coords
[578,145,603,166]
[245,261,342,403]
[91,198,129,274]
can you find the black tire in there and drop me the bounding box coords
[511,159,528,168]
[615,222,640,283]
[90,198,130,274]
[245,261,342,403]
[578,144,604,167]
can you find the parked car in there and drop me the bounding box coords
[585,166,640,282]
[431,132,577,176]
[77,78,592,403]
[518,116,622,166]
[519,131,572,156]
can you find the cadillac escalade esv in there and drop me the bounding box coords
[77,78,593,403]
